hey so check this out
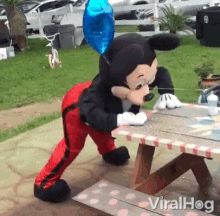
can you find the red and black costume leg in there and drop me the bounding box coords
[35,107,87,183]
[87,127,116,155]
[34,82,91,202]
[34,81,129,202]
[88,127,130,166]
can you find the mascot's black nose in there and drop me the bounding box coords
[144,93,154,102]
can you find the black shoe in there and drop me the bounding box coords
[102,146,130,166]
[34,179,71,203]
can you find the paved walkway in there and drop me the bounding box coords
[1,118,220,216]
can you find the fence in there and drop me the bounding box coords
[27,0,218,41]
[27,3,161,37]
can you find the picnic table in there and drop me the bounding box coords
[73,103,219,215]
[112,103,220,195]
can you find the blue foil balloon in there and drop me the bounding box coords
[83,0,115,55]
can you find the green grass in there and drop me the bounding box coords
[157,36,220,103]
[1,36,220,111]
[115,25,138,32]
[0,39,99,110]
[1,35,220,141]
[0,112,60,142]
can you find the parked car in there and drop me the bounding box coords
[71,0,155,20]
[18,0,75,14]
[69,0,220,21]
[158,0,220,16]
[127,0,156,19]
[18,0,76,32]
[0,0,75,32]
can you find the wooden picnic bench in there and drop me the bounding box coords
[73,179,211,216]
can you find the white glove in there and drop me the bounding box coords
[117,112,147,126]
[153,93,182,110]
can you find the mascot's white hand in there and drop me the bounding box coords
[117,112,135,126]
[134,112,148,125]
[117,112,147,126]
[153,94,182,110]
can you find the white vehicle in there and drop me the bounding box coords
[18,0,75,32]
[68,0,219,20]
[71,0,155,20]
[111,0,156,19]
[158,0,220,16]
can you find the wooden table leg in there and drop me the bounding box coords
[133,152,212,195]
[191,157,212,189]
[132,144,155,188]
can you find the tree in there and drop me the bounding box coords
[1,0,27,50]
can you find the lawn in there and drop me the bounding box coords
[0,39,99,110]
[1,35,220,142]
[1,35,220,111]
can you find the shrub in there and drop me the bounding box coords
[194,62,214,79]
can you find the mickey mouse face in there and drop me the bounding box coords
[100,33,180,105]
[125,61,157,105]
[111,60,157,105]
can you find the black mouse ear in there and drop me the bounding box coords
[148,33,180,51]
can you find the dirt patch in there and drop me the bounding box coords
[0,99,61,130]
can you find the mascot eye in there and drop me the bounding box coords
[135,83,144,90]
[135,79,146,90]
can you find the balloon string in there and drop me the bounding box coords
[155,87,203,92]
[102,54,110,65]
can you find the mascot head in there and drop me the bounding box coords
[99,33,180,105]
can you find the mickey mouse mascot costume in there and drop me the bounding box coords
[34,32,181,203]
[34,0,181,203]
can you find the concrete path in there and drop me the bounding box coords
[1,118,220,216]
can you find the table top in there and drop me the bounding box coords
[112,103,220,160]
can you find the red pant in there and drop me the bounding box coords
[35,81,116,189]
